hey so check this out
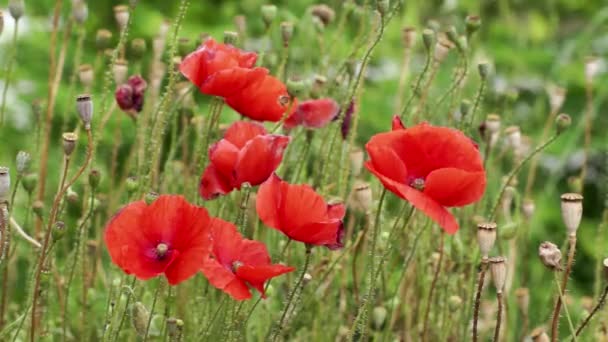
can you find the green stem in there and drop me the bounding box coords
[143,278,164,342]
[553,272,577,341]
[0,20,20,125]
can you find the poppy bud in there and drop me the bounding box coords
[504,125,521,152]
[476,222,496,260]
[286,78,306,98]
[547,85,566,113]
[21,173,37,194]
[78,64,94,88]
[76,94,93,130]
[584,56,601,83]
[130,38,147,60]
[16,151,30,175]
[402,27,416,49]
[32,200,44,219]
[349,147,364,176]
[433,39,452,63]
[96,29,113,51]
[280,21,294,47]
[465,15,481,38]
[499,222,517,240]
[223,31,238,46]
[52,221,66,242]
[62,133,78,157]
[376,0,389,16]
[603,258,608,282]
[515,288,529,314]
[555,113,571,134]
[372,306,387,330]
[72,1,88,25]
[460,99,472,120]
[521,198,535,220]
[113,5,130,31]
[530,327,550,342]
[422,29,435,51]
[8,0,24,21]
[489,256,507,293]
[341,100,356,140]
[349,180,372,212]
[485,114,501,135]
[478,62,490,79]
[131,302,149,337]
[448,295,462,312]
[261,4,277,28]
[538,241,562,271]
[125,176,138,194]
[311,4,335,26]
[145,191,159,205]
[89,169,101,190]
[0,167,9,201]
[0,12,4,37]
[113,59,128,85]
[66,187,79,204]
[560,193,583,236]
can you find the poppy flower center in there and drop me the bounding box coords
[155,243,169,259]
[409,177,425,191]
[231,260,243,272]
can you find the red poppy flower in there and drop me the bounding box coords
[179,37,257,94]
[256,174,346,249]
[365,116,486,234]
[104,195,212,285]
[284,98,340,129]
[200,121,290,199]
[201,218,295,300]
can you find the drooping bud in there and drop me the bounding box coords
[372,306,387,330]
[113,5,130,31]
[446,26,465,53]
[538,241,562,271]
[280,22,294,47]
[145,191,159,205]
[130,38,147,60]
[96,29,113,51]
[402,27,416,49]
[560,193,583,236]
[521,198,535,220]
[489,256,507,293]
[72,1,88,25]
[0,167,10,201]
[433,39,452,63]
[131,302,150,337]
[311,4,335,27]
[16,151,31,175]
[349,147,364,176]
[113,60,128,85]
[8,0,25,21]
[515,288,529,314]
[349,180,373,213]
[76,94,93,130]
[477,222,497,260]
[422,29,435,52]
[555,113,571,134]
[89,169,101,190]
[465,15,481,38]
[62,133,78,157]
[547,85,566,113]
[584,56,602,83]
[261,4,277,28]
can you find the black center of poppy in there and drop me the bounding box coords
[156,243,169,260]
[410,178,425,191]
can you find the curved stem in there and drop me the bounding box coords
[422,232,444,341]
[575,285,608,337]
[0,20,20,125]
[551,234,577,342]
[553,272,577,341]
[400,50,432,120]
[493,293,503,342]
[472,260,488,342]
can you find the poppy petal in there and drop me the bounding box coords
[327,203,346,220]
[284,98,339,129]
[366,144,408,183]
[104,201,147,270]
[236,264,295,297]
[255,174,283,230]
[223,121,267,149]
[424,168,487,207]
[209,139,239,177]
[392,115,405,130]
[225,73,294,122]
[235,135,290,187]
[286,220,343,246]
[200,67,267,98]
[201,257,252,300]
[199,164,234,200]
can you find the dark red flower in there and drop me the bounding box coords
[115,75,147,116]
[200,121,290,199]
[104,195,211,285]
[179,37,257,94]
[201,218,294,300]
[284,98,339,129]
[365,116,486,234]
[341,100,356,139]
[256,174,345,249]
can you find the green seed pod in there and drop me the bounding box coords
[96,29,113,51]
[499,222,517,240]
[478,62,490,79]
[52,221,66,242]
[16,151,31,175]
[145,191,159,205]
[21,172,37,194]
[422,29,436,51]
[448,295,462,312]
[32,200,44,219]
[376,0,389,16]
[89,169,101,190]
[465,15,481,38]
[8,0,25,21]
[280,21,294,47]
[223,31,238,45]
[130,38,147,60]
[460,99,472,119]
[286,78,306,98]
[261,4,277,28]
[72,1,88,25]
[555,113,571,134]
[372,306,387,330]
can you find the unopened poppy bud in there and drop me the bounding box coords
[8,0,24,20]
[478,62,490,79]
[16,151,30,175]
[515,288,529,314]
[130,38,147,60]
[78,64,94,88]
[372,306,387,330]
[539,241,562,271]
[261,4,277,28]
[547,85,566,113]
[522,198,535,220]
[131,302,149,337]
[448,295,462,312]
[460,99,472,120]
[402,27,416,49]
[489,256,507,293]
[603,258,608,282]
[145,191,159,205]
[223,31,238,45]
[113,5,130,31]
[311,4,335,26]
[72,1,88,25]
[280,21,294,47]
[555,113,571,134]
[62,133,78,157]
[531,327,550,342]
[350,180,373,212]
[0,167,9,201]
[66,187,79,204]
[32,200,44,219]
[465,15,481,38]
[560,193,583,236]
[113,60,128,85]
[76,94,93,130]
[499,222,517,240]
[125,176,138,194]
[53,221,66,242]
[350,148,364,176]
[21,173,37,194]
[286,78,305,98]
[89,169,101,190]
[477,222,497,260]
[505,126,521,152]
[96,29,113,51]
[422,29,435,51]
[433,39,452,63]
[376,0,389,16]
[584,56,601,82]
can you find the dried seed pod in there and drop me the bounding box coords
[76,94,93,130]
[560,193,583,236]
[521,198,535,220]
[538,241,562,271]
[514,288,529,314]
[349,180,372,212]
[402,27,416,49]
[78,64,94,88]
[433,38,452,63]
[113,59,128,85]
[547,85,566,113]
[311,4,335,26]
[261,4,277,28]
[504,125,521,152]
[448,295,462,312]
[489,256,507,293]
[72,1,88,24]
[584,56,601,83]
[465,15,481,37]
[8,0,25,21]
[0,167,10,201]
[530,327,550,342]
[95,29,113,51]
[349,148,364,176]
[131,38,147,60]
[477,222,497,260]
[280,21,294,47]
[113,5,130,30]
[62,133,78,157]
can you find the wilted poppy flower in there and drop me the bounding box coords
[200,121,290,199]
[179,37,257,94]
[115,75,148,117]
[104,195,211,285]
[256,174,345,249]
[284,98,339,129]
[365,116,486,234]
[201,218,294,300]
[341,100,356,139]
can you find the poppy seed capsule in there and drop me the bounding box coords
[223,31,238,45]
[376,0,389,16]
[72,1,88,24]
[477,222,497,260]
[113,60,128,85]
[113,5,130,30]
[448,295,462,312]
[465,15,481,37]
[32,200,44,219]
[21,173,37,194]
[505,125,521,151]
[52,221,66,242]
[280,21,294,47]
[478,62,490,79]
[16,151,31,175]
[350,148,364,176]
[261,4,277,27]
[95,29,112,51]
[485,114,501,134]
[522,198,535,220]
[62,133,78,157]
[489,256,507,293]
[89,169,101,190]
[78,64,94,88]
[145,191,159,205]
[547,85,566,113]
[372,306,387,330]
[422,29,435,51]
[8,0,24,20]
[76,94,93,130]
[433,39,452,63]
[530,328,550,342]
[555,113,571,134]
[0,167,10,201]
[131,302,149,337]
[402,27,416,49]
[585,56,602,82]
[311,4,335,26]
[560,193,583,236]
[350,180,373,212]
[130,38,147,60]
[538,241,562,271]
[515,288,529,314]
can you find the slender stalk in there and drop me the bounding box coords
[579,78,594,188]
[111,277,137,342]
[553,272,577,341]
[551,234,577,342]
[422,232,444,341]
[400,46,432,120]
[0,19,20,125]
[493,293,503,342]
[467,76,486,132]
[143,279,164,342]
[472,260,489,342]
[575,285,608,337]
